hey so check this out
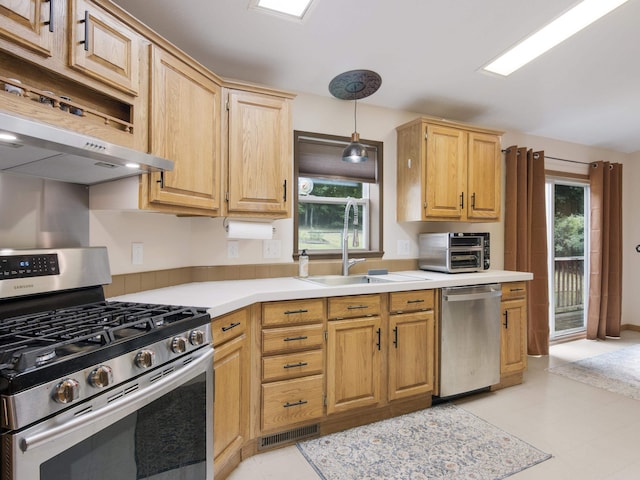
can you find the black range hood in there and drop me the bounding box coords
[0,111,173,185]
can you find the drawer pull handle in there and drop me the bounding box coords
[80,10,89,51]
[407,299,425,304]
[510,288,525,292]
[45,0,54,33]
[221,322,241,332]
[284,362,308,369]
[347,305,369,310]
[284,309,309,315]
[283,336,308,342]
[283,400,307,408]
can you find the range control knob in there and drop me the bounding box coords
[89,365,113,388]
[171,336,187,354]
[53,378,80,404]
[189,330,206,346]
[135,350,156,369]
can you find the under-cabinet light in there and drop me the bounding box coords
[251,0,315,19]
[0,133,17,142]
[483,0,629,76]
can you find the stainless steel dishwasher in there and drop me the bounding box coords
[439,283,502,397]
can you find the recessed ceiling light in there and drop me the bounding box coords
[250,0,315,20]
[483,0,629,76]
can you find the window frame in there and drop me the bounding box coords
[293,130,384,260]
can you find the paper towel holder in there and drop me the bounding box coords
[223,217,275,240]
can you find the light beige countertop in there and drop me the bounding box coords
[109,270,533,318]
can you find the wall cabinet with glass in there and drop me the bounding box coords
[396,117,502,222]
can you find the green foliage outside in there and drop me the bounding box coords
[298,178,364,251]
[554,185,584,257]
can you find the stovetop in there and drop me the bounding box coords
[0,301,210,394]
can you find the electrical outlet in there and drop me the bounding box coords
[132,243,144,265]
[263,239,281,259]
[227,241,239,258]
[397,240,411,256]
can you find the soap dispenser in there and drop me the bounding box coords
[299,249,309,278]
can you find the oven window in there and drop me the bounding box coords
[41,373,207,480]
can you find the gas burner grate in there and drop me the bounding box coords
[0,302,206,372]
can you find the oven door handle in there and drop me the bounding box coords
[19,348,213,453]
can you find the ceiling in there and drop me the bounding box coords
[112,0,640,154]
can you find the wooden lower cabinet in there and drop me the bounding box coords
[261,375,324,431]
[388,311,435,400]
[212,309,249,479]
[326,316,382,414]
[388,290,436,401]
[494,282,528,390]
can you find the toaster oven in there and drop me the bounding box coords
[418,232,489,273]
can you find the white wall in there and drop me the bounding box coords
[89,92,640,325]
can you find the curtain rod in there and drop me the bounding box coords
[501,149,590,165]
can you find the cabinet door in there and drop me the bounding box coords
[69,0,141,96]
[213,333,248,477]
[0,0,54,56]
[226,90,291,217]
[500,298,527,375]
[326,317,381,414]
[149,46,221,212]
[467,131,501,220]
[388,311,434,400]
[424,124,466,219]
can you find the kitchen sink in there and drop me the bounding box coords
[298,273,417,287]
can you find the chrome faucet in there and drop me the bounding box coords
[342,197,366,275]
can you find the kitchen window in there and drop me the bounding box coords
[294,131,383,259]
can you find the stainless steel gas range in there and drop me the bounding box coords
[0,247,213,480]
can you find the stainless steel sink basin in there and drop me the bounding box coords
[298,273,417,287]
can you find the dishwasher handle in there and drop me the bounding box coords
[443,290,502,302]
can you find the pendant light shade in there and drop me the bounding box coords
[329,70,381,163]
[342,132,368,163]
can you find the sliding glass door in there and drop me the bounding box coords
[545,178,589,339]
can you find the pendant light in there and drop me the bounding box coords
[328,70,382,163]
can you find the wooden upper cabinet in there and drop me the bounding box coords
[467,131,501,220]
[69,0,142,96]
[147,46,221,213]
[225,89,292,218]
[424,124,467,220]
[0,0,55,56]
[396,117,502,222]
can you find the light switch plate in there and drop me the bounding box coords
[132,242,144,265]
[397,240,411,256]
[227,241,239,258]
[263,239,281,259]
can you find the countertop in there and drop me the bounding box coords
[110,269,533,318]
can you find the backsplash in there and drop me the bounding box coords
[103,258,419,298]
[0,173,89,248]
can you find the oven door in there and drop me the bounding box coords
[2,348,213,480]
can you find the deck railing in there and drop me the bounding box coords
[554,257,584,312]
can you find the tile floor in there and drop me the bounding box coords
[228,330,640,480]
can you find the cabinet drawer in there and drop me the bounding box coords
[262,299,325,326]
[390,290,435,313]
[211,308,248,346]
[502,282,527,300]
[328,294,381,320]
[262,375,324,431]
[262,324,324,354]
[262,350,323,382]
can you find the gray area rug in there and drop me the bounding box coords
[548,343,640,400]
[297,403,551,480]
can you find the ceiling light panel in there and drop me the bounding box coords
[250,0,315,20]
[483,0,630,76]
